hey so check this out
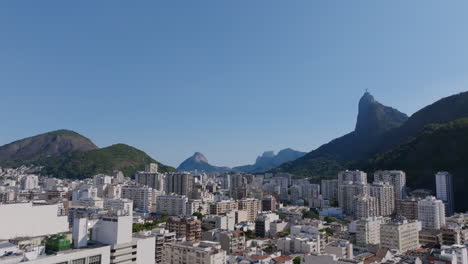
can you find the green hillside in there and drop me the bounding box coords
[364,118,468,211]
[38,143,176,179]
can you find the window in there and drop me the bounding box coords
[71,258,86,264]
[88,255,101,264]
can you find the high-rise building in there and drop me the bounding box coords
[374,170,406,200]
[435,172,455,216]
[155,195,189,216]
[354,194,378,219]
[135,171,165,192]
[166,172,193,196]
[338,170,367,185]
[369,182,395,216]
[380,218,421,253]
[238,198,261,222]
[121,185,153,213]
[321,179,338,201]
[262,195,277,211]
[418,196,446,230]
[338,183,368,215]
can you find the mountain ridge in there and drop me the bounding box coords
[0,130,175,178]
[233,148,306,172]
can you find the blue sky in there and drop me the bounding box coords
[1,1,468,167]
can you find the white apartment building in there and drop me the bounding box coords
[338,183,368,215]
[155,195,188,216]
[323,240,354,260]
[369,182,395,216]
[277,236,320,254]
[73,214,156,264]
[354,194,377,219]
[374,170,406,200]
[162,241,226,264]
[441,245,468,264]
[321,179,338,201]
[380,218,421,253]
[104,198,133,216]
[20,175,39,190]
[150,228,177,264]
[355,216,384,246]
[93,174,112,185]
[0,202,69,240]
[338,170,367,185]
[203,215,235,231]
[187,199,210,215]
[121,185,153,213]
[24,245,111,264]
[202,229,246,254]
[418,196,446,230]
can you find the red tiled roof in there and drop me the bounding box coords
[273,255,293,263]
[251,255,268,260]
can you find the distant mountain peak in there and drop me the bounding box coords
[355,92,408,136]
[192,152,209,163]
[359,91,375,105]
[177,152,230,173]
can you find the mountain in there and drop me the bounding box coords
[355,92,409,137]
[272,92,408,180]
[0,129,98,166]
[177,152,231,173]
[233,148,306,172]
[0,130,175,178]
[365,117,468,211]
[273,91,468,210]
[39,143,176,179]
[372,91,468,154]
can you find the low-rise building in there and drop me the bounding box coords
[166,216,202,241]
[380,217,421,253]
[202,229,246,254]
[162,241,226,264]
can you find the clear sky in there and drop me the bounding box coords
[1,1,468,168]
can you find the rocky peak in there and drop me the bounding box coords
[191,152,209,163]
[355,92,408,137]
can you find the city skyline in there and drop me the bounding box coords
[2,1,468,167]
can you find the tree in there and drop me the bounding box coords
[244,230,256,239]
[302,209,319,219]
[293,256,302,264]
[278,230,291,237]
[192,212,204,220]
